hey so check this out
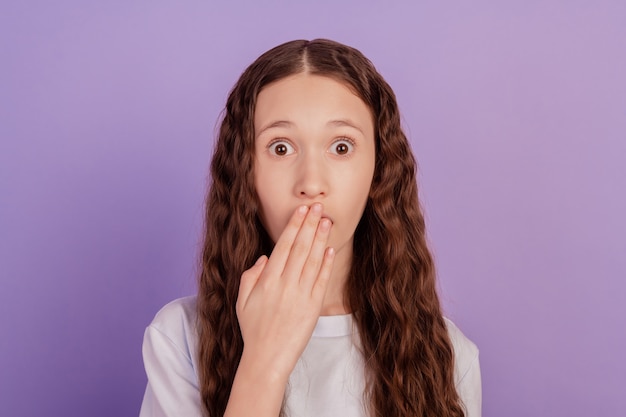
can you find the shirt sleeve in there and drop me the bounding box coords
[139,315,203,416]
[456,350,482,417]
[444,318,482,417]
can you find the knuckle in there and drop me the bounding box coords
[314,230,330,244]
[274,239,291,253]
[290,240,310,258]
[259,278,275,293]
[288,214,305,229]
[306,252,323,269]
[306,215,321,228]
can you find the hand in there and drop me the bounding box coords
[235,203,335,381]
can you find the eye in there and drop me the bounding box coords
[328,138,355,156]
[268,140,295,157]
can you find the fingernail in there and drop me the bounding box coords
[311,203,322,214]
[298,205,308,215]
[320,218,331,231]
[255,256,265,265]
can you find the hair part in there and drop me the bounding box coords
[197,39,465,417]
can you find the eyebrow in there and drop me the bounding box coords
[327,119,365,135]
[256,119,365,138]
[256,120,294,137]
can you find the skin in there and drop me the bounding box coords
[224,73,376,417]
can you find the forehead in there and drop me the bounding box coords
[254,73,374,134]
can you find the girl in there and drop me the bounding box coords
[140,39,481,417]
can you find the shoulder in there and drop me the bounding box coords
[145,296,199,365]
[140,296,203,416]
[444,318,482,416]
[443,318,479,385]
[149,295,198,333]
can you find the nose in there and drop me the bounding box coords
[294,152,327,199]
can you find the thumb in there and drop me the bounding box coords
[236,255,268,312]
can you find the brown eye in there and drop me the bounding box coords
[329,139,354,156]
[335,143,349,155]
[268,141,294,157]
[275,144,287,155]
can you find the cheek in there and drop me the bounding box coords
[333,170,373,232]
[342,166,374,206]
[255,183,290,243]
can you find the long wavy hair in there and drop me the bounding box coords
[197,39,464,417]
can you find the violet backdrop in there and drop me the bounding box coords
[1,1,624,416]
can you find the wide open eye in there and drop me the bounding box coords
[268,140,295,157]
[328,138,355,156]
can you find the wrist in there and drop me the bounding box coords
[225,351,290,417]
[237,348,292,386]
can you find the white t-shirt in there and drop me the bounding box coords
[139,296,481,417]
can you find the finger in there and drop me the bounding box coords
[311,247,335,300]
[236,255,267,313]
[261,205,309,279]
[281,203,324,283]
[299,217,332,288]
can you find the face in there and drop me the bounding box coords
[254,73,376,255]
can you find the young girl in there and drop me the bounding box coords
[140,39,481,417]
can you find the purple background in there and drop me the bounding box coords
[1,1,624,416]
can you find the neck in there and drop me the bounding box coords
[320,243,352,316]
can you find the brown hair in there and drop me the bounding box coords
[197,39,464,417]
